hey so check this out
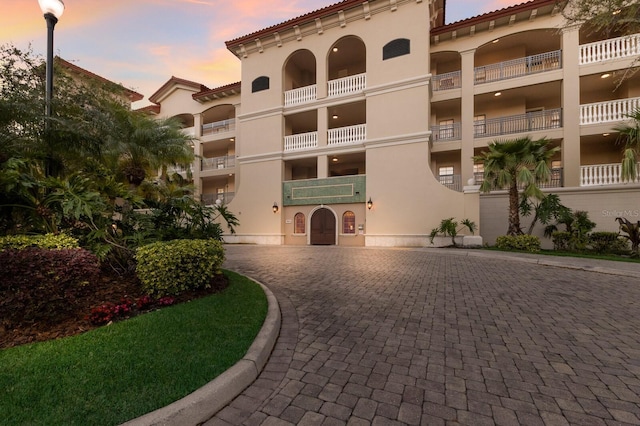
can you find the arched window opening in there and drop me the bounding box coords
[294,212,306,234]
[343,211,356,234]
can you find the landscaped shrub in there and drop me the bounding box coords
[589,232,629,255]
[551,231,571,251]
[135,239,225,297]
[0,233,79,251]
[0,247,100,327]
[495,234,541,252]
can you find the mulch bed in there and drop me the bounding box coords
[0,271,228,350]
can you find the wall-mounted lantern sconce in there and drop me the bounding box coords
[367,197,373,210]
[273,202,279,213]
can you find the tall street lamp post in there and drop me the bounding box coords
[38,0,64,176]
[38,0,65,128]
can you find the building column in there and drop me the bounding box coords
[460,49,476,186]
[318,106,328,148]
[192,113,203,198]
[562,25,581,188]
[318,155,328,178]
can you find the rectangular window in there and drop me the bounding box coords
[438,166,454,185]
[474,115,486,136]
[439,119,454,140]
[294,213,305,234]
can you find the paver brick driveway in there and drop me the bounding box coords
[206,246,640,426]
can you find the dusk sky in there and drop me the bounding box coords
[2,0,521,107]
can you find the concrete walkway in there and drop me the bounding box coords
[203,246,640,425]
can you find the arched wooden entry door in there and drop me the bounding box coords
[310,208,336,245]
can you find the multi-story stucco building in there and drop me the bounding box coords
[147,0,640,247]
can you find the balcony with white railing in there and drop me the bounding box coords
[431,123,461,142]
[284,85,317,107]
[474,109,562,138]
[432,71,461,91]
[581,163,640,186]
[181,127,196,137]
[475,50,562,84]
[284,131,318,152]
[474,168,564,188]
[328,124,366,146]
[202,119,235,136]
[201,155,236,172]
[201,192,235,205]
[580,97,640,125]
[579,33,640,65]
[328,73,366,97]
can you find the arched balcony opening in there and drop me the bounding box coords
[173,113,195,137]
[284,49,317,106]
[328,36,366,97]
[474,29,562,84]
[201,104,235,136]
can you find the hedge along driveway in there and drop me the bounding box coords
[0,271,267,426]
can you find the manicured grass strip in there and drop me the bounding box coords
[0,270,267,426]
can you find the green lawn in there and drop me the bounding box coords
[0,270,267,426]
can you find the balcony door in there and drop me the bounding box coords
[310,208,336,245]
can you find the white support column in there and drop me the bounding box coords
[460,49,476,185]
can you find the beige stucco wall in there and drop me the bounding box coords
[480,185,640,248]
[282,204,366,246]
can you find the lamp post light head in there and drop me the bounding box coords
[39,0,65,21]
[39,0,65,20]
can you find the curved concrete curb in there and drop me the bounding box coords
[121,278,280,426]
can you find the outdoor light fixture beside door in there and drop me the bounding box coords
[272,202,279,213]
[367,198,373,210]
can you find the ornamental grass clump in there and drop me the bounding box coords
[135,239,225,297]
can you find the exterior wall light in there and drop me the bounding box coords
[273,202,279,213]
[367,198,373,210]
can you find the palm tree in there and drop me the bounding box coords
[102,107,195,189]
[473,136,560,236]
[613,107,640,182]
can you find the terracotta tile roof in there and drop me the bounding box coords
[136,104,161,114]
[432,0,560,35]
[225,0,370,50]
[148,76,209,104]
[55,57,143,102]
[193,82,241,102]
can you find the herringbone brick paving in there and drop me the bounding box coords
[203,246,640,425]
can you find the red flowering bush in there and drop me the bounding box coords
[88,295,175,325]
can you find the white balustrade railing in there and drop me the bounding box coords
[201,192,235,205]
[284,85,317,106]
[181,127,195,137]
[284,131,318,151]
[581,163,640,186]
[328,73,366,97]
[202,118,235,135]
[432,71,461,91]
[328,124,366,146]
[579,33,640,65]
[580,97,640,125]
[201,155,236,171]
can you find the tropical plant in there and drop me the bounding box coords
[546,210,596,251]
[613,107,640,182]
[616,216,640,256]
[519,193,571,236]
[429,217,476,247]
[473,136,560,236]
